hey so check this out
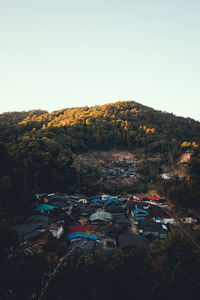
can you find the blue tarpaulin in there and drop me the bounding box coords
[36,204,55,211]
[66,233,98,240]
[91,198,102,203]
[134,216,145,221]
[132,208,149,215]
[105,198,120,205]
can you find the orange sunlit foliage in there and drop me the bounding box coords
[181,141,191,148]
[192,141,199,148]
[181,141,199,148]
[140,125,156,134]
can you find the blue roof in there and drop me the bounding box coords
[36,204,55,211]
[91,198,102,203]
[66,233,98,240]
[105,198,120,205]
[132,208,149,215]
[134,216,145,220]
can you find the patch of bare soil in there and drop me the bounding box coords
[79,150,136,164]
[178,152,192,164]
[172,165,189,178]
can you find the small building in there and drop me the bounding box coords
[89,211,112,225]
[104,238,116,248]
[138,220,168,239]
[90,199,103,207]
[78,199,88,204]
[133,193,148,201]
[145,197,166,204]
[162,214,175,224]
[181,217,197,224]
[112,214,130,227]
[104,224,125,236]
[101,194,118,201]
[161,173,177,180]
[16,221,48,246]
[142,226,159,237]
[101,194,110,201]
[150,208,169,222]
[118,232,149,250]
[66,225,98,241]
[49,223,64,239]
[105,205,125,213]
[132,208,149,221]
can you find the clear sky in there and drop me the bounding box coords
[0,0,200,120]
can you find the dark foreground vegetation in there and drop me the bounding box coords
[1,228,200,300]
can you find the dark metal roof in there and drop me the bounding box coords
[118,233,150,248]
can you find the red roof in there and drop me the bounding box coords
[150,209,170,218]
[146,196,166,201]
[66,225,95,234]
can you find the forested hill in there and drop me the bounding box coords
[0,101,200,216]
[1,101,200,150]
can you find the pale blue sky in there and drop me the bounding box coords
[0,0,200,120]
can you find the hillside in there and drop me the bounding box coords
[0,100,200,216]
[1,101,200,300]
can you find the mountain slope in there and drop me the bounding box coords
[0,100,200,216]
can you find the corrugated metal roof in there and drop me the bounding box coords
[89,211,112,222]
[26,215,49,223]
[16,221,48,242]
[119,233,149,248]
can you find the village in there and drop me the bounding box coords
[13,189,198,259]
[6,151,197,264]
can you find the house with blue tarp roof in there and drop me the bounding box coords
[66,233,98,240]
[91,198,102,203]
[105,198,120,205]
[36,204,55,212]
[132,208,149,221]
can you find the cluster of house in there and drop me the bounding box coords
[129,193,197,238]
[16,214,64,254]
[101,159,139,179]
[14,192,197,257]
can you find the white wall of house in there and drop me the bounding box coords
[50,226,64,238]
